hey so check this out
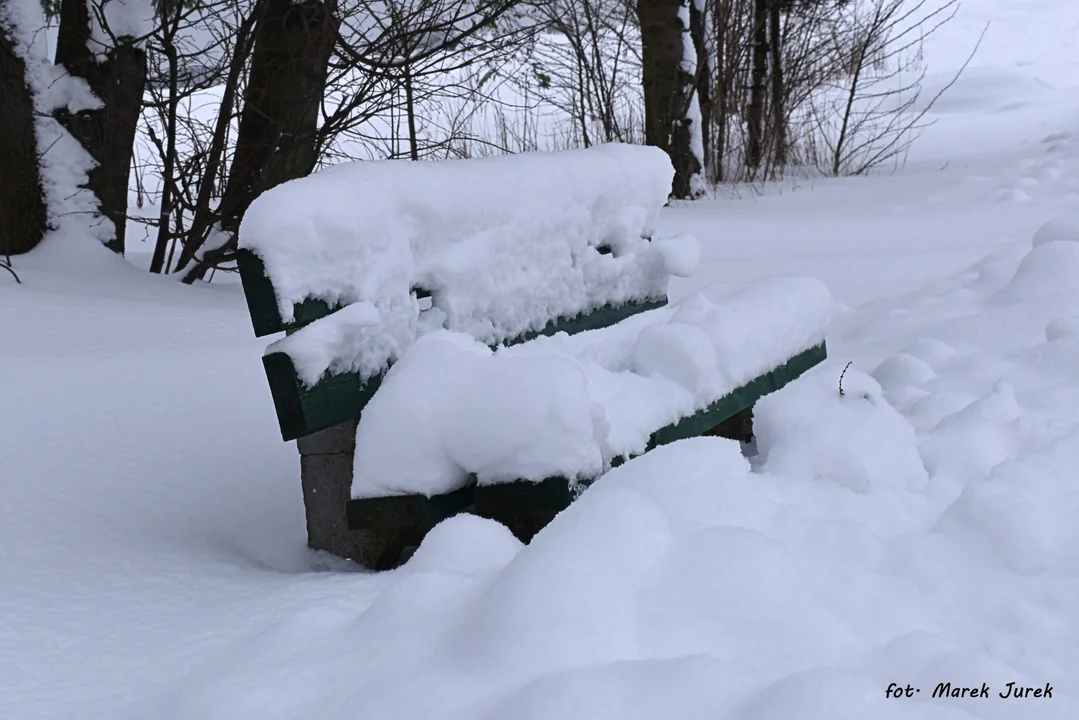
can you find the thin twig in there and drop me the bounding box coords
[838,361,853,396]
[1,256,22,284]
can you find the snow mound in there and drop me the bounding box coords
[352,278,832,498]
[403,514,522,576]
[997,239,1079,301]
[1046,315,1079,341]
[452,483,675,676]
[938,426,1079,574]
[1032,212,1079,247]
[243,144,689,382]
[755,364,928,494]
[873,352,936,392]
[920,380,1023,485]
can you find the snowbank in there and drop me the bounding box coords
[351,277,833,498]
[756,364,929,494]
[244,144,685,382]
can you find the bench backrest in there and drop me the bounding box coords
[237,144,689,441]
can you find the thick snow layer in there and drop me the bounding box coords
[351,277,832,497]
[244,145,681,381]
[269,297,422,386]
[352,331,608,496]
[756,365,929,495]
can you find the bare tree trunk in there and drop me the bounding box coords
[745,0,767,171]
[160,0,264,275]
[710,0,729,182]
[403,63,419,160]
[176,0,339,281]
[54,0,147,256]
[148,3,183,275]
[0,22,47,256]
[768,0,785,169]
[638,0,700,198]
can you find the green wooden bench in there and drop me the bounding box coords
[234,146,828,569]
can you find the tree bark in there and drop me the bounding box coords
[745,0,768,171]
[769,1,786,169]
[403,63,419,160]
[148,3,182,275]
[0,22,48,256]
[637,0,700,198]
[54,0,147,256]
[176,0,339,281]
[689,0,712,183]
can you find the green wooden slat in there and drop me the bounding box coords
[345,482,475,531]
[263,352,383,441]
[473,477,579,514]
[238,247,656,338]
[472,477,584,543]
[509,297,668,345]
[237,250,335,338]
[648,341,827,449]
[470,341,828,527]
[262,298,669,441]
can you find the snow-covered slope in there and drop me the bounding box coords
[4,1,1079,718]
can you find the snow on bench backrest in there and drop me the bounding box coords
[239,144,697,385]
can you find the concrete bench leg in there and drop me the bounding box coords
[298,420,411,568]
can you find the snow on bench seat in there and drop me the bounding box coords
[350,277,834,500]
[238,144,690,382]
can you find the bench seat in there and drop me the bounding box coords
[344,278,831,549]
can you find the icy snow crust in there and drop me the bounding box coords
[242,144,682,384]
[351,277,832,498]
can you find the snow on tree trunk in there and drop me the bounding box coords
[0,0,110,256]
[638,0,704,199]
[54,0,149,256]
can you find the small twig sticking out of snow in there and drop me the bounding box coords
[1,256,22,284]
[838,361,853,396]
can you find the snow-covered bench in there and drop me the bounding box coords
[236,144,830,568]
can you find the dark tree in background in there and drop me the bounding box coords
[745,0,768,171]
[54,0,148,256]
[0,20,47,256]
[175,0,340,282]
[638,0,700,198]
[768,0,785,165]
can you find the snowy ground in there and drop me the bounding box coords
[5,2,1079,718]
